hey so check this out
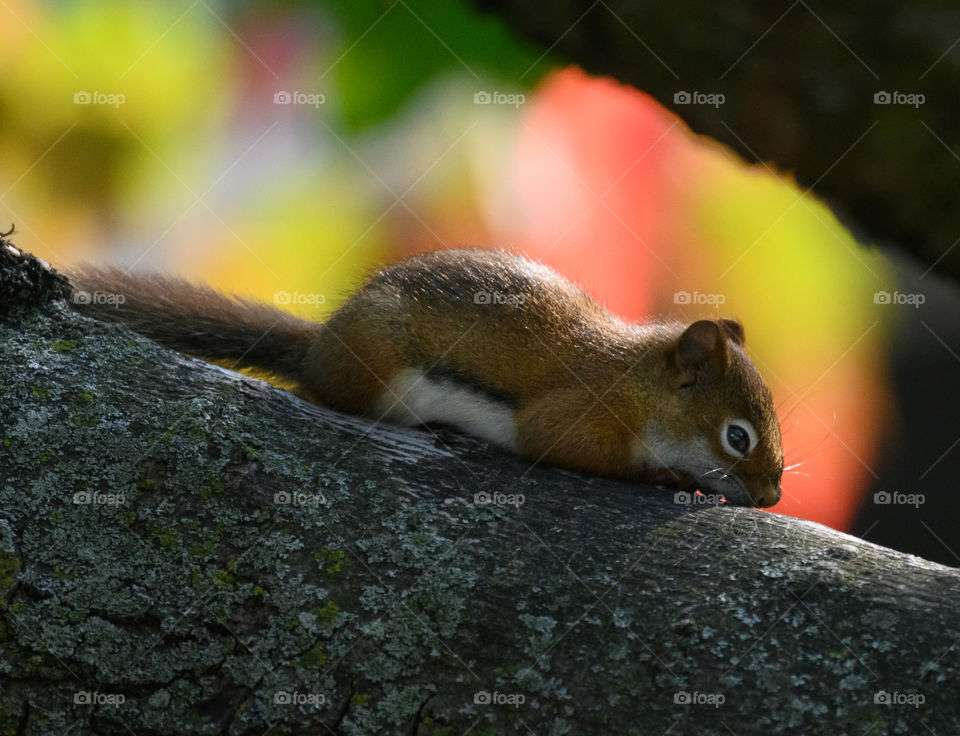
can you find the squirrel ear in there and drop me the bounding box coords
[718,318,745,346]
[674,320,730,385]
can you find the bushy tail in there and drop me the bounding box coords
[68,267,320,382]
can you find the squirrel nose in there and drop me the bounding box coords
[752,483,782,508]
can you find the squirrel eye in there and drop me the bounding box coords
[721,419,757,457]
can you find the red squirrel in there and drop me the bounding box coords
[69,248,783,507]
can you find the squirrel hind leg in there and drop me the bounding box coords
[304,314,520,451]
[301,314,407,418]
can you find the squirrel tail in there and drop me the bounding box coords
[67,267,320,383]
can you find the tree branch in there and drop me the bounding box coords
[1,243,957,734]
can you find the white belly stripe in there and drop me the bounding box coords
[375,368,518,451]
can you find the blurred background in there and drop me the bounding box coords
[1,0,957,565]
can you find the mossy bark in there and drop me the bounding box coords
[474,0,960,280]
[1,243,959,734]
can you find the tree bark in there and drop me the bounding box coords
[1,242,958,734]
[475,0,960,280]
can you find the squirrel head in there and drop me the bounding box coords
[642,319,783,507]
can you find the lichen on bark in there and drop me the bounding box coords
[1,246,959,734]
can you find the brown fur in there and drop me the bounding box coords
[68,267,320,382]
[68,249,783,507]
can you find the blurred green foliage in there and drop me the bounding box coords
[321,0,549,128]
